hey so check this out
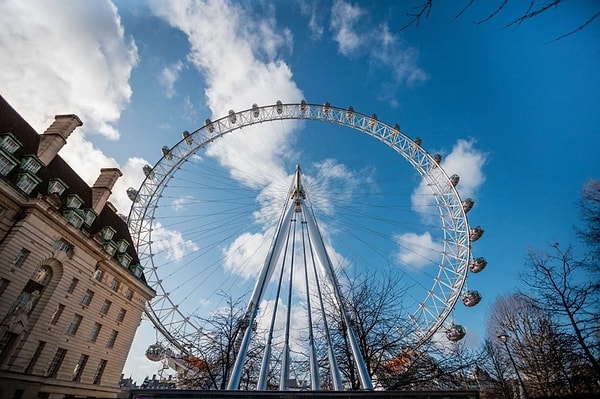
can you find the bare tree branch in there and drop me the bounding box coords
[477,0,508,25]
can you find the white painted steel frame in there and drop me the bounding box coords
[127,102,472,385]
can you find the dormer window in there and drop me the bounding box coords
[118,253,132,268]
[0,133,21,154]
[130,263,144,278]
[101,226,116,241]
[16,172,42,194]
[65,194,83,209]
[103,241,118,256]
[0,151,18,176]
[116,239,129,254]
[84,209,97,226]
[20,156,42,174]
[64,209,85,229]
[48,178,68,195]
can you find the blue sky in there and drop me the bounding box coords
[1,0,599,384]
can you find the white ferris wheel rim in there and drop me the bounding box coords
[127,101,473,354]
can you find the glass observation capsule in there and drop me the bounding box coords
[446,324,467,342]
[462,290,482,307]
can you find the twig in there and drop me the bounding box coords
[477,0,508,24]
[545,10,600,44]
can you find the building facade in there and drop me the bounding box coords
[0,95,155,398]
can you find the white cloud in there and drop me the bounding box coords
[329,0,428,89]
[172,195,195,211]
[151,221,200,262]
[0,0,143,214]
[411,139,486,214]
[330,0,364,56]
[394,231,443,269]
[0,0,138,141]
[160,60,185,98]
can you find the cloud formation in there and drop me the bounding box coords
[329,0,428,89]
[0,0,138,140]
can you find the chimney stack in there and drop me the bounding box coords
[91,168,123,214]
[37,114,83,165]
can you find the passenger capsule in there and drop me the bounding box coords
[469,257,487,273]
[126,187,138,202]
[182,130,193,145]
[145,344,165,362]
[391,124,400,138]
[413,137,422,148]
[205,118,214,133]
[300,100,307,112]
[228,110,237,124]
[323,102,331,114]
[462,198,474,213]
[462,290,482,307]
[161,146,173,160]
[276,100,283,114]
[347,106,355,119]
[433,154,442,164]
[368,114,378,129]
[252,103,259,117]
[142,165,155,179]
[470,226,484,242]
[450,174,460,187]
[446,324,466,342]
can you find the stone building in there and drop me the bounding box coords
[0,95,155,398]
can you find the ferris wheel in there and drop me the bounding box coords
[127,101,486,390]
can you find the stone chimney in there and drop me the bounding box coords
[37,114,83,165]
[91,168,123,214]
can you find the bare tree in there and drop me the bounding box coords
[399,1,599,43]
[577,179,600,265]
[520,244,600,383]
[485,293,593,397]
[178,293,263,390]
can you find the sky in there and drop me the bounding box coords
[1,0,599,385]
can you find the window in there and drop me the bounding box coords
[88,322,102,343]
[66,314,83,335]
[16,172,42,194]
[110,279,120,292]
[64,209,84,228]
[101,226,116,241]
[53,239,73,252]
[116,239,129,253]
[0,151,18,176]
[65,194,83,209]
[0,134,21,153]
[12,248,30,268]
[118,253,133,268]
[81,289,94,306]
[84,209,97,226]
[47,348,67,378]
[93,269,104,282]
[0,331,18,363]
[20,156,42,173]
[47,178,68,195]
[106,330,118,349]
[124,288,133,300]
[50,304,65,325]
[67,278,79,294]
[0,278,10,296]
[92,359,107,385]
[72,354,89,382]
[25,341,46,374]
[103,241,118,256]
[99,300,111,315]
[116,308,127,323]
